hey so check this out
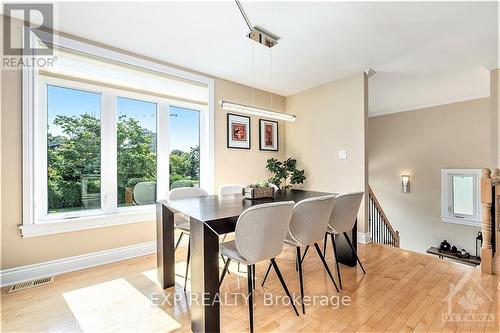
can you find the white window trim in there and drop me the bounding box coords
[36,76,174,223]
[440,169,482,227]
[21,28,214,237]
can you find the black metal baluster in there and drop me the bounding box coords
[382,218,387,245]
[370,200,373,242]
[379,212,382,243]
[377,211,380,243]
[384,221,387,245]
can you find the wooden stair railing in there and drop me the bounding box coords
[368,186,400,247]
[481,168,499,275]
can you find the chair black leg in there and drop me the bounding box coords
[313,243,340,292]
[219,234,229,275]
[183,238,191,291]
[296,247,305,314]
[220,255,230,275]
[174,232,184,252]
[323,233,328,257]
[252,264,256,289]
[247,265,254,333]
[330,233,342,289]
[261,262,272,287]
[300,245,309,264]
[343,232,366,274]
[270,258,299,317]
[219,258,231,286]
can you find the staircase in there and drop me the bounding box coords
[368,186,400,247]
[480,168,498,275]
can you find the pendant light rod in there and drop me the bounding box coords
[235,0,253,31]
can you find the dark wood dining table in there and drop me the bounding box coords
[156,189,357,333]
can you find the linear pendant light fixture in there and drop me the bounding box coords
[219,1,296,123]
[220,100,296,122]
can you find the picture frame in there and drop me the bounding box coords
[227,113,251,149]
[259,119,279,151]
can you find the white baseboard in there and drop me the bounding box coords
[357,231,372,244]
[1,232,371,287]
[0,241,156,287]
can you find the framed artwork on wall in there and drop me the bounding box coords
[259,119,278,151]
[227,113,251,149]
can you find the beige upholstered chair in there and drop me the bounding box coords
[219,201,298,333]
[217,184,244,268]
[218,184,243,196]
[133,181,156,205]
[167,187,208,291]
[218,184,244,260]
[325,192,365,289]
[261,195,339,314]
[168,187,208,200]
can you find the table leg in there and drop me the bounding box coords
[156,202,175,289]
[190,217,220,333]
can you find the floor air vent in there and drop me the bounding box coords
[8,276,54,293]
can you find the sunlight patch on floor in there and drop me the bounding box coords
[142,269,159,285]
[63,278,181,332]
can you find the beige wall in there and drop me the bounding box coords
[285,73,369,232]
[214,79,285,190]
[0,18,285,270]
[491,69,500,166]
[369,98,493,254]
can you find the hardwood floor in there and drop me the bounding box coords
[1,242,498,332]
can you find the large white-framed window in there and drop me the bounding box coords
[441,169,482,227]
[21,29,214,237]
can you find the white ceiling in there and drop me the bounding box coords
[31,2,500,114]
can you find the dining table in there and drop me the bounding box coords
[156,188,358,333]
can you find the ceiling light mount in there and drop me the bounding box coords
[364,68,376,78]
[235,0,279,48]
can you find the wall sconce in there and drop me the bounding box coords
[401,175,411,193]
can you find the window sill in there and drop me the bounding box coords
[441,216,481,228]
[19,209,155,238]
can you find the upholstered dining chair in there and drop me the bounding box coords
[167,187,208,291]
[218,184,244,196]
[261,195,339,314]
[133,181,156,205]
[218,201,298,333]
[217,184,244,268]
[324,192,365,289]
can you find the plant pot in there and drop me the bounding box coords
[242,186,275,199]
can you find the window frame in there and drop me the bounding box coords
[21,28,214,237]
[440,169,482,227]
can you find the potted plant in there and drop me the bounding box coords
[266,157,306,190]
[243,180,275,199]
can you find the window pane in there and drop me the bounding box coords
[169,106,200,190]
[117,97,157,207]
[47,85,101,213]
[452,175,474,215]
